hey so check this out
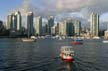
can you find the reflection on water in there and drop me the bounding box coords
[0,38,108,71]
[62,62,75,71]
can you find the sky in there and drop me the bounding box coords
[0,0,108,24]
[0,0,22,21]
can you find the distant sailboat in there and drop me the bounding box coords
[22,38,36,42]
[22,21,36,42]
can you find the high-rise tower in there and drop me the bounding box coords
[27,12,34,36]
[90,12,99,37]
[74,20,81,36]
[48,16,54,35]
[34,16,42,36]
[15,11,21,31]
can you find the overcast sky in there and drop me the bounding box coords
[0,0,108,23]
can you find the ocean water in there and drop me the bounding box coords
[0,38,108,71]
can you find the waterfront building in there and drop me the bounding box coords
[34,16,42,36]
[6,14,12,30]
[44,24,48,35]
[104,31,108,39]
[51,25,56,36]
[0,20,3,33]
[66,19,74,36]
[59,22,66,36]
[104,25,108,39]
[48,16,54,35]
[15,11,21,31]
[90,12,99,37]
[59,20,75,36]
[0,20,3,25]
[7,11,21,32]
[22,15,28,34]
[10,13,17,32]
[7,13,18,37]
[27,12,34,36]
[74,20,81,36]
[55,23,59,35]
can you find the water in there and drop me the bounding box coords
[0,38,108,71]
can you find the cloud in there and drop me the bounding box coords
[15,0,108,17]
[14,0,41,16]
[42,0,108,14]
[56,0,92,11]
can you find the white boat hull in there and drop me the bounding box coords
[22,38,36,42]
[103,40,108,43]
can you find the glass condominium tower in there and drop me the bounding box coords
[90,12,99,37]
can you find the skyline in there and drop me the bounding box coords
[0,7,107,38]
[0,0,108,23]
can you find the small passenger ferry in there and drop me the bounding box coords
[60,46,74,62]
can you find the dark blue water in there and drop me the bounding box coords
[0,38,108,71]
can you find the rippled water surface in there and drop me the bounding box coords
[0,38,108,71]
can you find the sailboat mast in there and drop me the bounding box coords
[107,24,108,30]
[28,23,30,38]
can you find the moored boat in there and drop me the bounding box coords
[31,36,37,39]
[58,37,62,40]
[70,38,83,45]
[70,42,83,45]
[93,36,100,39]
[22,38,36,42]
[103,40,108,43]
[22,21,36,42]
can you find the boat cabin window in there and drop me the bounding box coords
[69,54,71,56]
[64,53,73,56]
[65,48,70,51]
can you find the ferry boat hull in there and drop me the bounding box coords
[62,58,74,62]
[60,55,74,62]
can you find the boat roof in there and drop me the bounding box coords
[61,46,74,53]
